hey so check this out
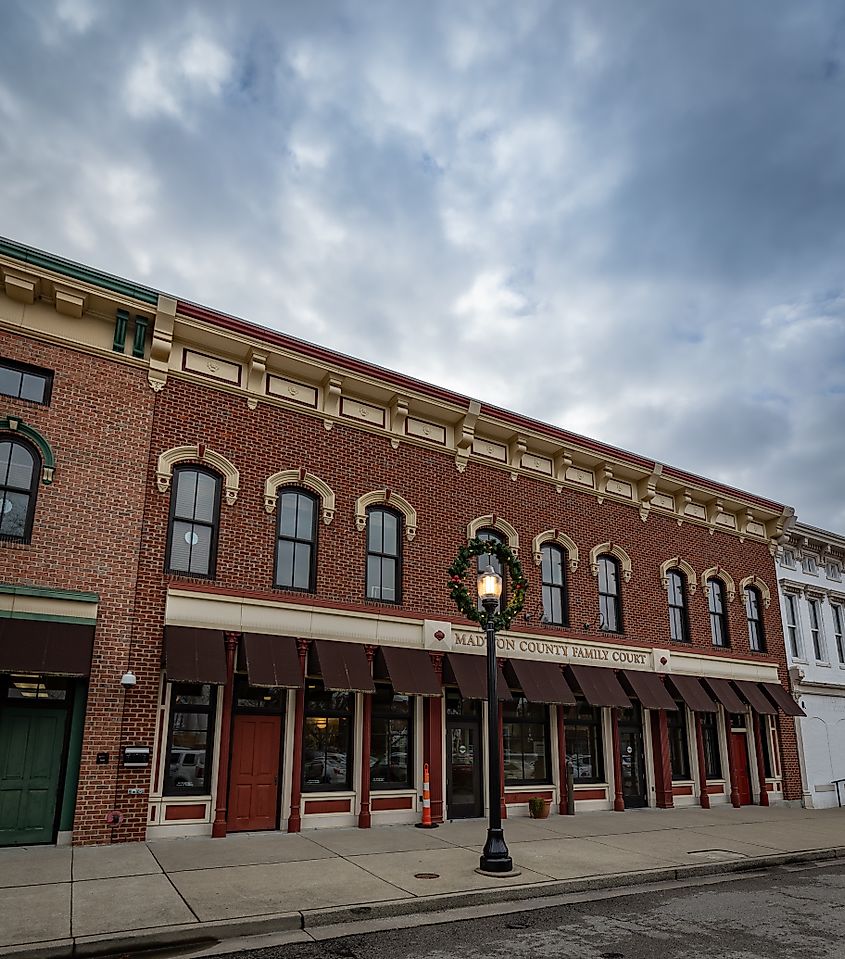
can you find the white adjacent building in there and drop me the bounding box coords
[777,522,845,808]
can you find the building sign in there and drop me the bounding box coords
[450,629,649,666]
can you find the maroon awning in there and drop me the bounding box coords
[760,682,806,717]
[733,679,778,715]
[665,674,717,713]
[243,634,302,688]
[0,618,94,677]
[445,653,511,700]
[164,627,227,684]
[621,670,677,711]
[566,665,631,708]
[376,646,441,696]
[506,659,576,704]
[311,640,375,693]
[703,677,746,714]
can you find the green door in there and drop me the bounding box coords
[0,708,67,846]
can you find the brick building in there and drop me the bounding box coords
[0,239,805,847]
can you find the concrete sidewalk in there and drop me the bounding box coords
[3,805,845,958]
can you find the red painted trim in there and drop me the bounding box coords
[371,796,414,811]
[706,783,725,795]
[673,784,694,796]
[175,299,786,513]
[358,690,372,828]
[573,788,607,801]
[505,790,554,804]
[164,803,206,821]
[304,798,352,814]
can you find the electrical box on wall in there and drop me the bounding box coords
[122,746,151,767]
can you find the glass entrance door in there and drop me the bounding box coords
[445,692,483,818]
[618,706,648,808]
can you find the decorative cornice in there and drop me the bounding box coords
[467,515,519,553]
[0,416,55,484]
[156,444,240,505]
[659,557,697,594]
[589,543,633,582]
[532,530,578,572]
[702,566,736,603]
[264,469,335,524]
[355,489,417,541]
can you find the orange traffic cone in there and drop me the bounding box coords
[414,762,439,828]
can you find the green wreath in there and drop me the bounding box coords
[448,537,528,631]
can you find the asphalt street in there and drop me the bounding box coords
[206,860,845,959]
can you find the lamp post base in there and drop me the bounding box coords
[479,827,513,873]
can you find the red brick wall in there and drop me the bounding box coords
[0,332,154,843]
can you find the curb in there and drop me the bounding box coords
[5,845,845,959]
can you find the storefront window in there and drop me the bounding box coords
[503,695,551,785]
[164,683,217,796]
[3,674,69,701]
[565,700,605,783]
[234,678,285,712]
[302,681,353,791]
[700,712,722,779]
[667,705,690,780]
[370,685,412,789]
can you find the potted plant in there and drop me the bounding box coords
[528,796,551,819]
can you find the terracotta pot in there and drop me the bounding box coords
[528,798,551,819]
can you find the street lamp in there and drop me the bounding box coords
[477,563,513,874]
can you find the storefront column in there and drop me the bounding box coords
[693,713,710,809]
[497,701,507,819]
[358,647,375,828]
[423,653,444,823]
[211,632,239,839]
[611,707,625,812]
[725,712,742,808]
[556,704,571,815]
[752,717,769,807]
[287,638,310,833]
[650,710,674,809]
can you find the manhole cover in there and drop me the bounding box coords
[687,849,747,863]
[415,872,440,879]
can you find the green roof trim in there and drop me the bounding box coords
[0,237,158,305]
[0,584,99,603]
[0,610,97,625]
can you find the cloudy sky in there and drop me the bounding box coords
[1,1,843,530]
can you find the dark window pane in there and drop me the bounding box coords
[296,494,314,538]
[292,542,311,590]
[193,472,217,523]
[667,708,690,780]
[276,538,295,587]
[382,511,398,554]
[367,555,381,598]
[174,470,198,517]
[20,373,46,403]
[380,557,396,601]
[368,508,383,551]
[279,492,299,537]
[0,491,29,538]
[0,367,21,397]
[7,443,35,489]
[303,717,352,789]
[370,717,411,787]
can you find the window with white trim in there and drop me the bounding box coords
[832,603,844,665]
[802,555,818,575]
[808,598,825,661]
[784,593,802,659]
[780,550,795,568]
[826,562,842,582]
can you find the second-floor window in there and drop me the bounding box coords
[598,555,622,632]
[808,598,825,661]
[0,438,39,543]
[784,593,802,659]
[366,506,401,603]
[166,467,221,577]
[540,543,568,626]
[833,604,844,665]
[745,586,766,652]
[275,488,318,591]
[667,570,690,643]
[707,579,729,647]
[0,358,53,405]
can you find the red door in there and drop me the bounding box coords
[731,731,753,806]
[228,715,282,831]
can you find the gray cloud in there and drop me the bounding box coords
[1,0,843,530]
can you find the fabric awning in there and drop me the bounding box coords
[445,653,511,700]
[311,639,375,693]
[0,618,94,677]
[243,633,302,688]
[506,658,576,705]
[760,682,806,717]
[621,670,677,711]
[376,646,441,696]
[164,627,227,684]
[565,665,631,708]
[703,677,746,714]
[665,674,717,713]
[733,679,778,715]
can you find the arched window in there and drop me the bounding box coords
[0,438,39,543]
[366,506,402,603]
[540,543,568,626]
[667,570,690,643]
[166,466,222,577]
[598,555,622,632]
[707,579,729,647]
[745,586,766,652]
[477,527,506,612]
[275,488,318,592]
